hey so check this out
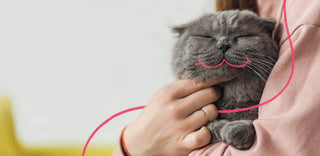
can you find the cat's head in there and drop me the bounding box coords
[171,10,279,82]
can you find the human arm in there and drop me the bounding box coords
[112,78,230,156]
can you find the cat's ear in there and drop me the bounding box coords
[172,24,187,38]
[260,18,277,36]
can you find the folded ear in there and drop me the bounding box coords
[172,24,188,37]
[260,17,277,36]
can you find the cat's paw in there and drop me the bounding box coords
[221,120,255,150]
[206,120,229,143]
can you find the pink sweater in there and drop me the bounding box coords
[113,0,320,155]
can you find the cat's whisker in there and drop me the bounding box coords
[233,51,277,63]
[252,58,275,67]
[247,65,267,82]
[248,62,272,77]
[250,62,272,75]
[250,59,274,70]
[248,53,277,63]
[251,58,281,73]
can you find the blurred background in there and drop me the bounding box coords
[0,0,215,155]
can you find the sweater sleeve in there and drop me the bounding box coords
[189,0,320,155]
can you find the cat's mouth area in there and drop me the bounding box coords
[194,57,251,69]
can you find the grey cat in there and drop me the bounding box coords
[171,10,279,149]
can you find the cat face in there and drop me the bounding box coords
[172,10,279,82]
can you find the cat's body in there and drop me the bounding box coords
[171,10,279,149]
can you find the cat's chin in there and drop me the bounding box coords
[216,77,237,87]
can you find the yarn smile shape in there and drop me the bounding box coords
[195,57,251,68]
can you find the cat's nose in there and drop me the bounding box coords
[219,45,230,53]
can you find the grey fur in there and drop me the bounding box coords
[171,10,279,149]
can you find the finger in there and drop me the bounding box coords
[182,126,211,150]
[185,104,218,130]
[179,87,221,116]
[171,78,231,98]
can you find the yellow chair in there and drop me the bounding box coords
[0,97,117,156]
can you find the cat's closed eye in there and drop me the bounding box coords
[193,35,216,41]
[234,34,257,42]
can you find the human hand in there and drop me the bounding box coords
[123,79,229,156]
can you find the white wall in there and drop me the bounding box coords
[0,0,215,146]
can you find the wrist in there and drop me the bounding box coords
[120,126,131,156]
[122,124,150,156]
